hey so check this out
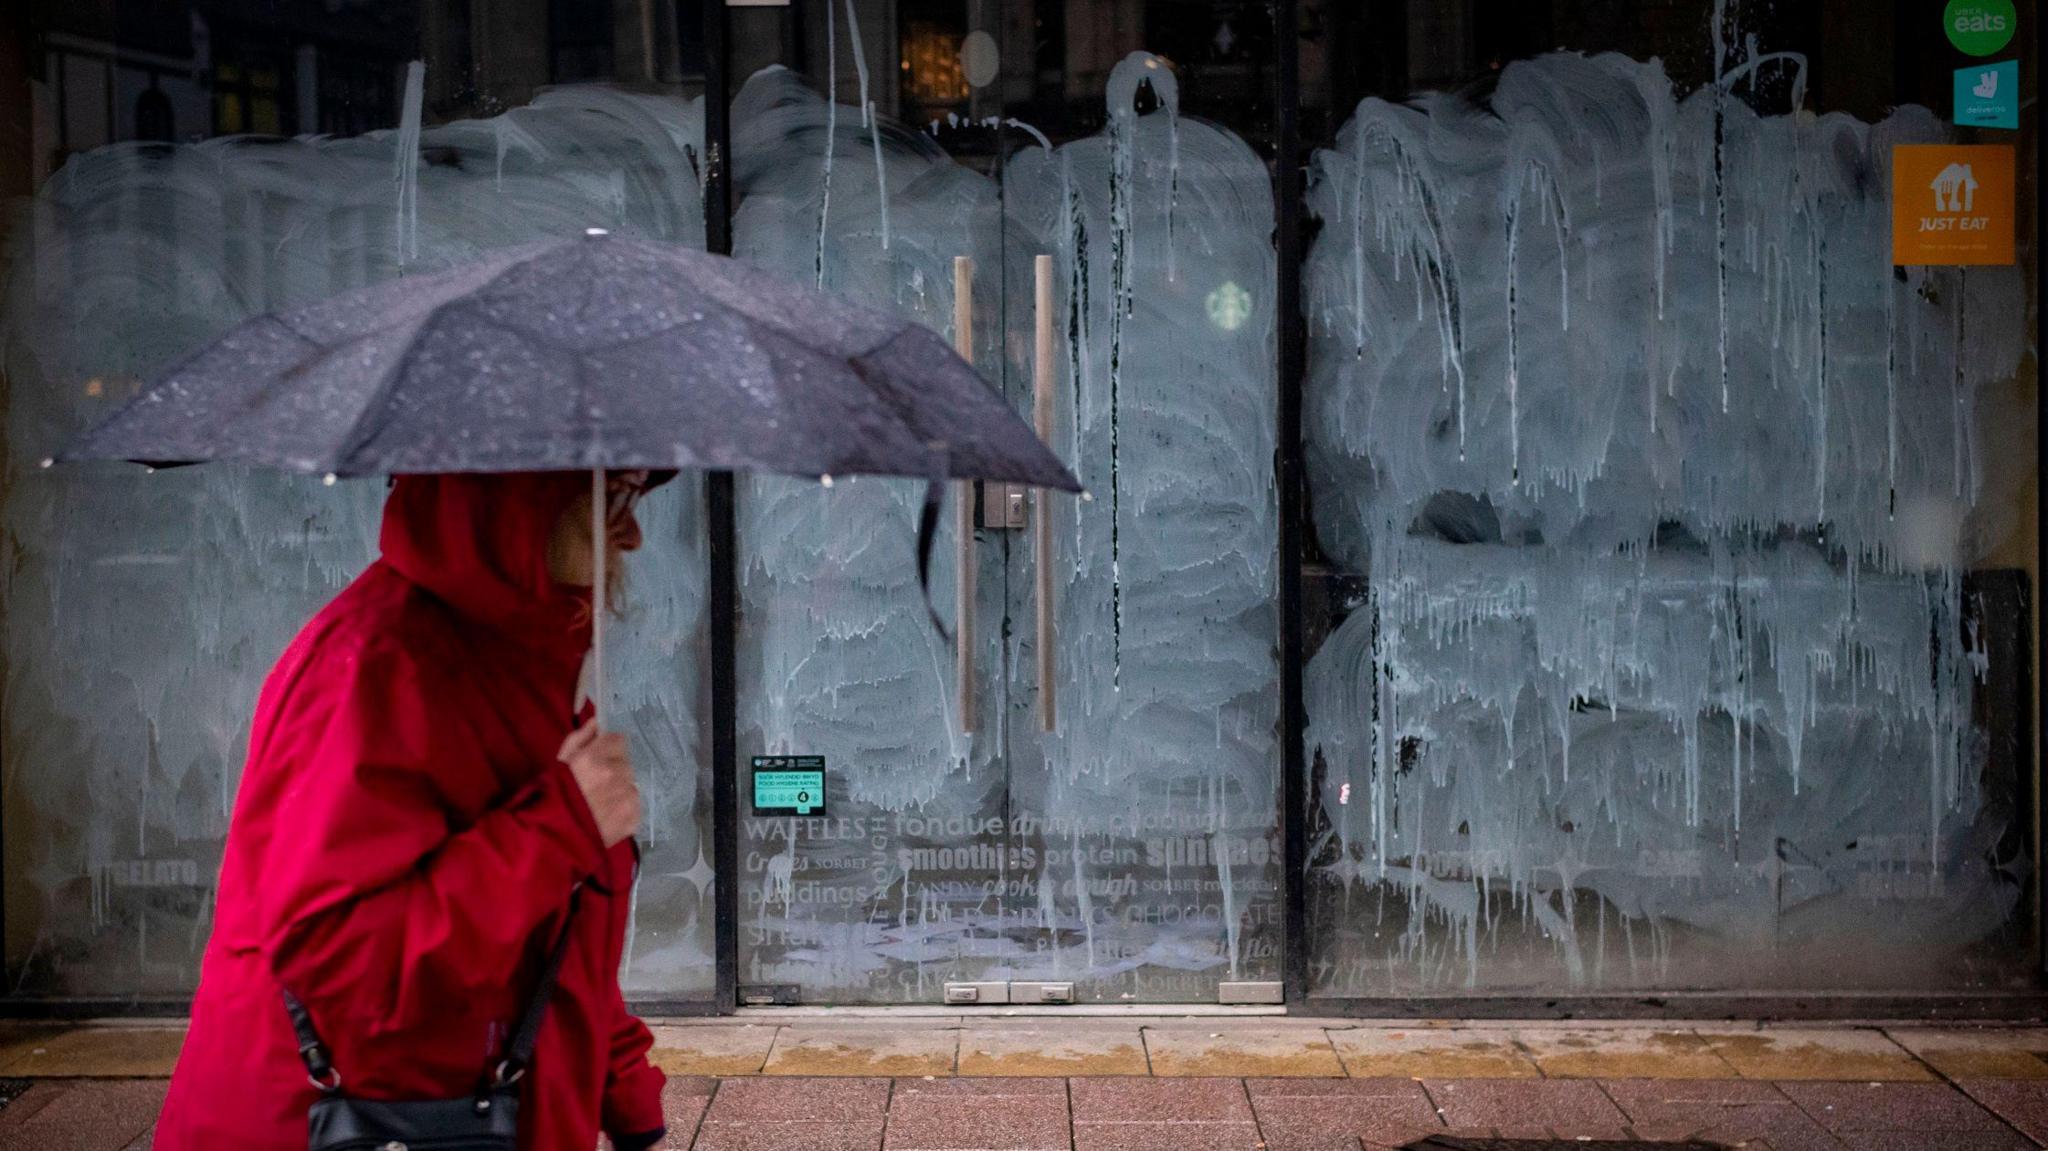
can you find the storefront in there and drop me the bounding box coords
[0,0,2039,1015]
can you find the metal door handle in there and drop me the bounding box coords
[1033,254,1057,733]
[954,255,977,734]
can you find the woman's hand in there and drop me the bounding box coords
[558,721,641,847]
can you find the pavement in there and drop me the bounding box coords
[2,1016,2047,1149]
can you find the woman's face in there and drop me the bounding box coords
[546,471,647,589]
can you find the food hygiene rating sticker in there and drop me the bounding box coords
[752,756,827,816]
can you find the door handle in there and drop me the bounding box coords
[1033,254,1057,733]
[954,255,977,734]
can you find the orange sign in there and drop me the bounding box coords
[1892,144,2015,266]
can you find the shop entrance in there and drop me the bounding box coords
[727,38,1285,1006]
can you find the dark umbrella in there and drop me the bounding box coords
[62,230,1079,713]
[65,231,1075,488]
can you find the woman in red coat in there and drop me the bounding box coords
[157,471,667,1150]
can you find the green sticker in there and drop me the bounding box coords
[1945,0,2017,56]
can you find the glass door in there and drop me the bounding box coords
[731,0,1285,1005]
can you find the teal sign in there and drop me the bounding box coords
[1955,60,2019,129]
[1944,0,2017,55]
[752,756,827,815]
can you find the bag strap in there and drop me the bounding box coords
[280,985,341,1092]
[278,884,584,1093]
[495,884,583,1085]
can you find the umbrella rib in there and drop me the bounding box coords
[70,315,308,463]
[841,328,959,449]
[321,251,564,474]
[727,310,933,462]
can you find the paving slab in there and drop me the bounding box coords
[1068,1123,1262,1151]
[1882,1029,2048,1079]
[1600,1077,1843,1151]
[1244,1076,1444,1150]
[1700,1029,1933,1081]
[1774,1081,2010,1133]
[1420,1078,1632,1140]
[1818,1135,2035,1150]
[892,1079,1068,1099]
[1957,1079,2048,1145]
[0,1080,164,1151]
[1329,1029,1539,1079]
[0,1082,65,1131]
[883,1088,1072,1151]
[1069,1069,1261,1147]
[1409,1130,1712,1138]
[1069,1077,1253,1122]
[653,1076,718,1149]
[766,1027,959,1077]
[0,1028,184,1078]
[705,1077,893,1122]
[956,1028,1147,1077]
[1142,1027,1343,1077]
[651,1024,782,1076]
[1513,1028,1737,1079]
[692,1119,888,1151]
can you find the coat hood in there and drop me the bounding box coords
[379,472,592,658]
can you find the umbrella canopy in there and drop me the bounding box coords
[62,232,1079,492]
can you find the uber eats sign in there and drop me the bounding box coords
[1945,0,2017,56]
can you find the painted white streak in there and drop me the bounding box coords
[1301,52,2030,994]
[3,85,711,995]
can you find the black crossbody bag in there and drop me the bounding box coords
[279,890,579,1151]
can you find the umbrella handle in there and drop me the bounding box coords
[591,466,607,729]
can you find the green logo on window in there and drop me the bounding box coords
[1945,0,2016,56]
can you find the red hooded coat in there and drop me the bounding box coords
[157,473,666,1150]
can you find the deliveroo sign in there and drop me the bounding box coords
[1944,0,2016,55]
[1955,60,2018,129]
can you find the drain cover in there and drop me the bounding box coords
[1405,1140,1726,1151]
[1400,1130,1720,1138]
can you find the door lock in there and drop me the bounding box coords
[980,482,1029,530]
